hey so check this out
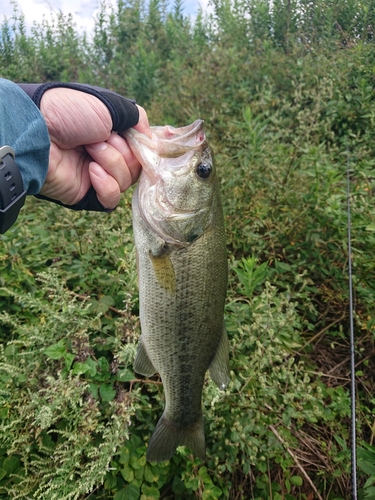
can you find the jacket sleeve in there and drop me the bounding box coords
[0,78,50,195]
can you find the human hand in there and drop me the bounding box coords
[39,87,151,210]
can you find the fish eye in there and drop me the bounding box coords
[196,162,212,179]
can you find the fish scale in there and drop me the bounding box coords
[126,120,230,462]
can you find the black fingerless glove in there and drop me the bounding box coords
[17,82,140,212]
[18,82,139,133]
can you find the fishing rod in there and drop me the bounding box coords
[346,144,357,500]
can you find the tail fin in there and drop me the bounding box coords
[146,414,205,463]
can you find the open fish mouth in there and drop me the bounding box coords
[151,120,205,157]
[125,120,206,175]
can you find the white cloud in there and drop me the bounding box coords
[2,0,211,34]
[2,0,111,34]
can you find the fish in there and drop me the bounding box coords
[125,120,230,463]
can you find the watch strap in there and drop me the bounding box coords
[0,146,27,234]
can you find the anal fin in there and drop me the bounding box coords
[134,337,156,377]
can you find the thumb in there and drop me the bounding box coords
[89,162,121,209]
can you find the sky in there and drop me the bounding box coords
[1,0,211,34]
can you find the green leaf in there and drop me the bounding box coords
[3,456,20,474]
[104,474,117,490]
[274,259,292,272]
[114,484,140,500]
[141,484,161,499]
[99,383,116,402]
[117,369,135,382]
[64,353,75,371]
[71,362,90,375]
[97,295,115,313]
[44,340,66,360]
[130,453,146,469]
[172,475,185,495]
[120,465,134,483]
[198,466,212,484]
[290,475,303,486]
[88,383,99,399]
[202,487,223,500]
[211,487,223,497]
[83,357,97,377]
[273,493,283,500]
[185,477,200,491]
[113,489,128,500]
[363,486,375,497]
[0,469,7,481]
[135,465,145,480]
[4,344,18,357]
[94,357,111,381]
[282,411,292,427]
[144,463,160,483]
[119,446,130,464]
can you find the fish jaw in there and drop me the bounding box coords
[124,129,160,186]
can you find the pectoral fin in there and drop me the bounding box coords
[149,252,176,294]
[134,337,156,377]
[209,325,230,390]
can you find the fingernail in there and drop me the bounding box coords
[89,142,107,151]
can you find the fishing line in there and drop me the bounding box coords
[346,143,357,500]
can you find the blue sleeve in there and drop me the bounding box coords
[0,78,50,195]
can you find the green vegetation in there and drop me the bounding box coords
[1,0,375,498]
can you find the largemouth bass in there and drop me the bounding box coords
[126,120,230,462]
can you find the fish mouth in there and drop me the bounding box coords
[152,120,205,158]
[125,120,206,173]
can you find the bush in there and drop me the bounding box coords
[1,0,375,498]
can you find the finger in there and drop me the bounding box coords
[89,162,121,209]
[106,132,142,184]
[133,105,152,138]
[86,140,133,192]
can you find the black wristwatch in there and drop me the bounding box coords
[0,146,27,234]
